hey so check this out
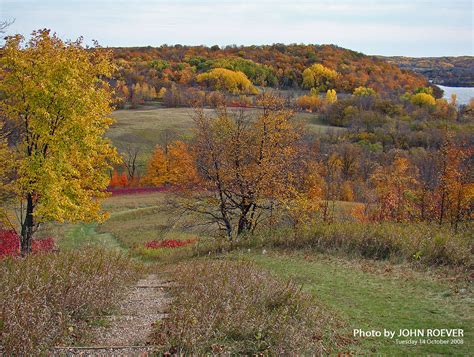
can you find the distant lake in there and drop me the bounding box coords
[437,85,474,105]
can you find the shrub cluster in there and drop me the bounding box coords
[187,223,472,268]
[263,222,473,266]
[0,230,18,257]
[0,230,55,257]
[107,187,169,195]
[153,260,345,354]
[0,248,143,355]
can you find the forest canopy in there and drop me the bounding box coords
[111,44,429,96]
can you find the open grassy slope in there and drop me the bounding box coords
[42,189,472,355]
[244,251,472,355]
[109,106,196,153]
[59,223,124,251]
[28,102,469,355]
[94,192,205,261]
[108,105,344,164]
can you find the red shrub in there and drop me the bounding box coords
[145,239,195,249]
[32,237,55,252]
[108,187,170,196]
[0,230,55,257]
[0,230,20,257]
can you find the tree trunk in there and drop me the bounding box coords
[223,218,233,241]
[237,204,253,236]
[420,191,426,221]
[453,188,462,233]
[20,193,34,255]
[439,190,446,225]
[237,215,250,236]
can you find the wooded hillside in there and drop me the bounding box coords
[381,56,474,87]
[111,44,429,95]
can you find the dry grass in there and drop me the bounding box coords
[96,192,209,253]
[153,259,346,354]
[260,222,473,267]
[0,248,143,355]
[109,107,196,152]
[109,106,343,166]
[102,191,169,213]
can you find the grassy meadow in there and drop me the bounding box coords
[247,251,472,355]
[37,186,471,355]
[3,105,472,355]
[109,105,345,171]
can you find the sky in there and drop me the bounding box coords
[1,0,473,56]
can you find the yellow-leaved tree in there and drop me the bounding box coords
[0,30,120,254]
[302,64,339,92]
[283,161,324,232]
[410,92,436,107]
[353,86,376,97]
[0,123,16,227]
[325,89,337,104]
[196,68,258,94]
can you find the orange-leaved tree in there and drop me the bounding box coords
[370,156,419,222]
[145,145,168,186]
[167,141,199,185]
[145,140,198,186]
[186,93,308,239]
[435,136,473,230]
[109,169,129,188]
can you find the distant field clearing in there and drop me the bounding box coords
[109,106,345,154]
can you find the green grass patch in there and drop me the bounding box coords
[94,192,207,260]
[244,251,472,355]
[58,223,125,252]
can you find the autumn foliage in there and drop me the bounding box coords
[145,140,199,187]
[0,230,55,257]
[111,44,429,103]
[410,92,436,107]
[295,94,322,112]
[196,68,258,94]
[302,63,339,92]
[435,137,473,229]
[0,30,119,254]
[370,157,419,222]
[348,137,473,229]
[109,169,129,188]
[353,86,377,97]
[181,94,325,238]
